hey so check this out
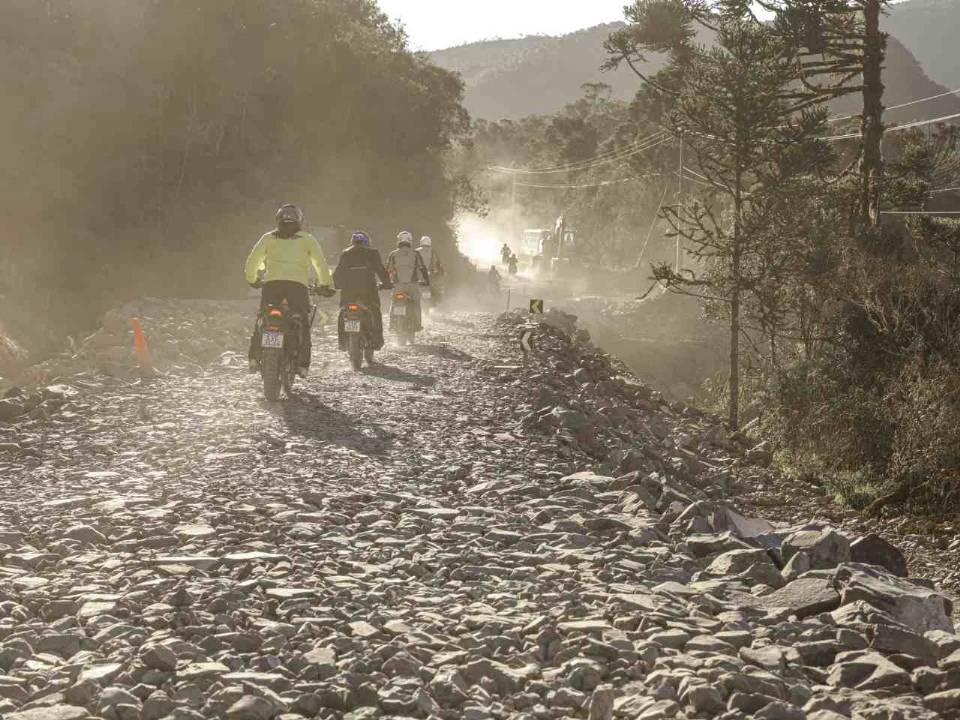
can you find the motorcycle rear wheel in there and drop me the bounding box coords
[261,348,282,401]
[281,355,295,396]
[348,334,363,371]
[364,346,376,365]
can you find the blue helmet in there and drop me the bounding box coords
[352,231,371,247]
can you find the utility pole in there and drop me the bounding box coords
[676,130,684,273]
[859,0,886,228]
[510,173,518,251]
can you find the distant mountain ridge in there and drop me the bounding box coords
[430,0,960,121]
[430,23,638,120]
[885,0,960,91]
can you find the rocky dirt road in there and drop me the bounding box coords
[1,303,960,720]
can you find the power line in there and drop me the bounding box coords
[880,210,960,216]
[488,136,658,176]
[683,167,710,182]
[515,173,662,190]
[671,108,960,145]
[824,111,960,141]
[489,131,665,174]
[931,186,960,194]
[825,87,960,125]
[487,133,668,175]
[680,170,712,187]
[489,135,666,176]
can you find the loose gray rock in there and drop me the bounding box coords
[850,533,909,577]
[835,564,953,633]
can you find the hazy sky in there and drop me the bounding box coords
[378,1,909,51]
[377,0,630,51]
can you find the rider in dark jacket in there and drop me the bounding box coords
[333,232,391,350]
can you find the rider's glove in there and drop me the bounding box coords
[320,286,336,298]
[249,281,263,289]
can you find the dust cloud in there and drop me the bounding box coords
[452,206,726,400]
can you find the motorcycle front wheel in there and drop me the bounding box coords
[261,348,282,401]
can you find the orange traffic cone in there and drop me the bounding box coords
[130,318,157,378]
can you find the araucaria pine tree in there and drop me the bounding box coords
[607,0,830,428]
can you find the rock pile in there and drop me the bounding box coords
[496,308,960,718]
[0,384,75,424]
[28,298,259,383]
[508,307,758,472]
[0,328,28,379]
[2,298,262,431]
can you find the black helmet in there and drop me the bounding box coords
[276,204,304,225]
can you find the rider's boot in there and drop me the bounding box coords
[248,323,262,373]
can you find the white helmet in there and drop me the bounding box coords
[420,236,432,247]
[397,230,413,247]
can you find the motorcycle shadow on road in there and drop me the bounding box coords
[409,344,474,362]
[360,363,436,386]
[275,393,395,457]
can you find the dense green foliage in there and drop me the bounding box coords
[595,0,960,511]
[1,0,474,323]
[762,132,960,514]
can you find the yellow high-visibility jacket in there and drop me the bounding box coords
[244,231,332,287]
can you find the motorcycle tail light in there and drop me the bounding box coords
[268,309,283,318]
[347,304,360,311]
[395,293,407,300]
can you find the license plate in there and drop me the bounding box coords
[261,331,284,349]
[345,320,361,333]
[392,305,407,317]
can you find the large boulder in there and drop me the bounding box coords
[706,548,786,589]
[686,532,755,559]
[849,534,908,577]
[760,576,842,618]
[834,563,953,634]
[782,526,851,570]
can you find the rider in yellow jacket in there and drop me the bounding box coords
[245,204,332,376]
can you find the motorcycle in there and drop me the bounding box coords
[257,284,333,401]
[340,283,391,371]
[389,290,417,346]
